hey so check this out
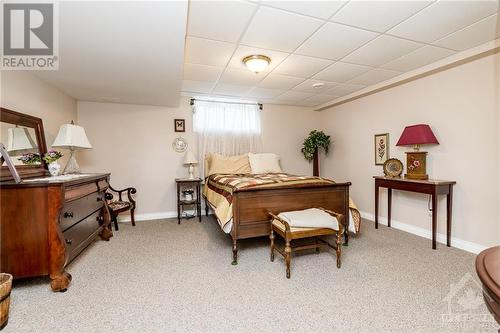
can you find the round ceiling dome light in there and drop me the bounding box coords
[243,55,271,73]
[312,82,325,89]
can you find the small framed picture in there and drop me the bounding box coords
[374,133,389,165]
[174,119,185,132]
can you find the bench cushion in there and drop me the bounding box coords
[278,208,339,230]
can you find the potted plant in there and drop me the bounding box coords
[43,150,63,176]
[18,152,41,165]
[301,130,330,177]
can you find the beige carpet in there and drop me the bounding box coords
[4,217,497,332]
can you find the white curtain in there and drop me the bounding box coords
[193,100,262,176]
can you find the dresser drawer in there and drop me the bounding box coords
[63,210,103,261]
[60,191,104,231]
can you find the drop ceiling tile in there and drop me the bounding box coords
[219,68,266,85]
[433,13,500,51]
[388,0,500,43]
[241,6,323,52]
[183,63,223,82]
[182,80,215,93]
[228,45,289,73]
[348,68,402,86]
[296,22,378,60]
[261,1,347,20]
[185,37,235,67]
[273,54,333,78]
[213,83,254,96]
[326,83,366,96]
[381,45,455,72]
[291,79,337,94]
[258,74,305,90]
[331,1,432,33]
[313,61,372,83]
[187,0,256,43]
[343,35,422,67]
[275,91,314,102]
[248,87,286,98]
[300,94,337,106]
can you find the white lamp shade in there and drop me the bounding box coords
[7,127,37,154]
[183,151,198,165]
[52,123,92,149]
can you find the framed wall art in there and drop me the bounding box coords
[374,133,389,165]
[174,119,185,132]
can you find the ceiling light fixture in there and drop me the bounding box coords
[243,55,271,73]
[312,82,325,89]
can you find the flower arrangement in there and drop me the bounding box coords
[43,150,63,164]
[18,153,41,165]
[301,130,331,162]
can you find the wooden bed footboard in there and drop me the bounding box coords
[230,182,351,265]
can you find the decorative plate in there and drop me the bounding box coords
[383,158,403,177]
[172,137,187,153]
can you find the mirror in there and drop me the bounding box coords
[1,122,39,165]
[0,107,48,181]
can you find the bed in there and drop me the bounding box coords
[203,165,361,264]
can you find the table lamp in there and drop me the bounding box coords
[7,126,37,155]
[52,121,92,174]
[396,124,439,180]
[183,151,198,179]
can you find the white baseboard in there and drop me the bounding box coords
[117,211,178,222]
[359,211,487,254]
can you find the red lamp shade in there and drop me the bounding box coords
[396,124,439,146]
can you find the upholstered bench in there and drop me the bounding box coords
[269,208,345,279]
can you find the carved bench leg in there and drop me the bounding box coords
[232,239,238,266]
[270,229,275,262]
[285,240,291,279]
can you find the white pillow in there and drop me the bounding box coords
[248,153,282,174]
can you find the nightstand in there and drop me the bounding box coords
[175,178,202,224]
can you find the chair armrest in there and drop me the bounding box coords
[268,212,291,232]
[108,185,137,205]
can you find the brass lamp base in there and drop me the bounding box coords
[404,151,428,180]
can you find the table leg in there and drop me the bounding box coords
[375,184,379,229]
[446,186,453,247]
[432,193,437,250]
[387,188,392,228]
[197,184,201,222]
[177,182,181,225]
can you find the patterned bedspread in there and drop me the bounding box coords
[203,173,361,234]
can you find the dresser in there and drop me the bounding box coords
[0,173,113,291]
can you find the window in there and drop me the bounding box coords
[193,100,261,134]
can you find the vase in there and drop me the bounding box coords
[48,161,61,176]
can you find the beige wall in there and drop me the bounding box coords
[1,71,77,165]
[77,98,320,216]
[320,53,500,249]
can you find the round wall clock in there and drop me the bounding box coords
[172,137,187,153]
[383,158,403,178]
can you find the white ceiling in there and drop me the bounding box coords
[34,1,188,106]
[183,0,500,107]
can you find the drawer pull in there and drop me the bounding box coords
[65,239,73,245]
[63,212,74,218]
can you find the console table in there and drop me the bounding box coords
[373,176,456,249]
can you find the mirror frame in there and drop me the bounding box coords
[1,107,48,181]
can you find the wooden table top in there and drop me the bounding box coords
[373,176,456,185]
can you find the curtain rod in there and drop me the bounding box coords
[190,98,263,110]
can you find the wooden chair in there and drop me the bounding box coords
[105,185,137,231]
[269,208,345,279]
